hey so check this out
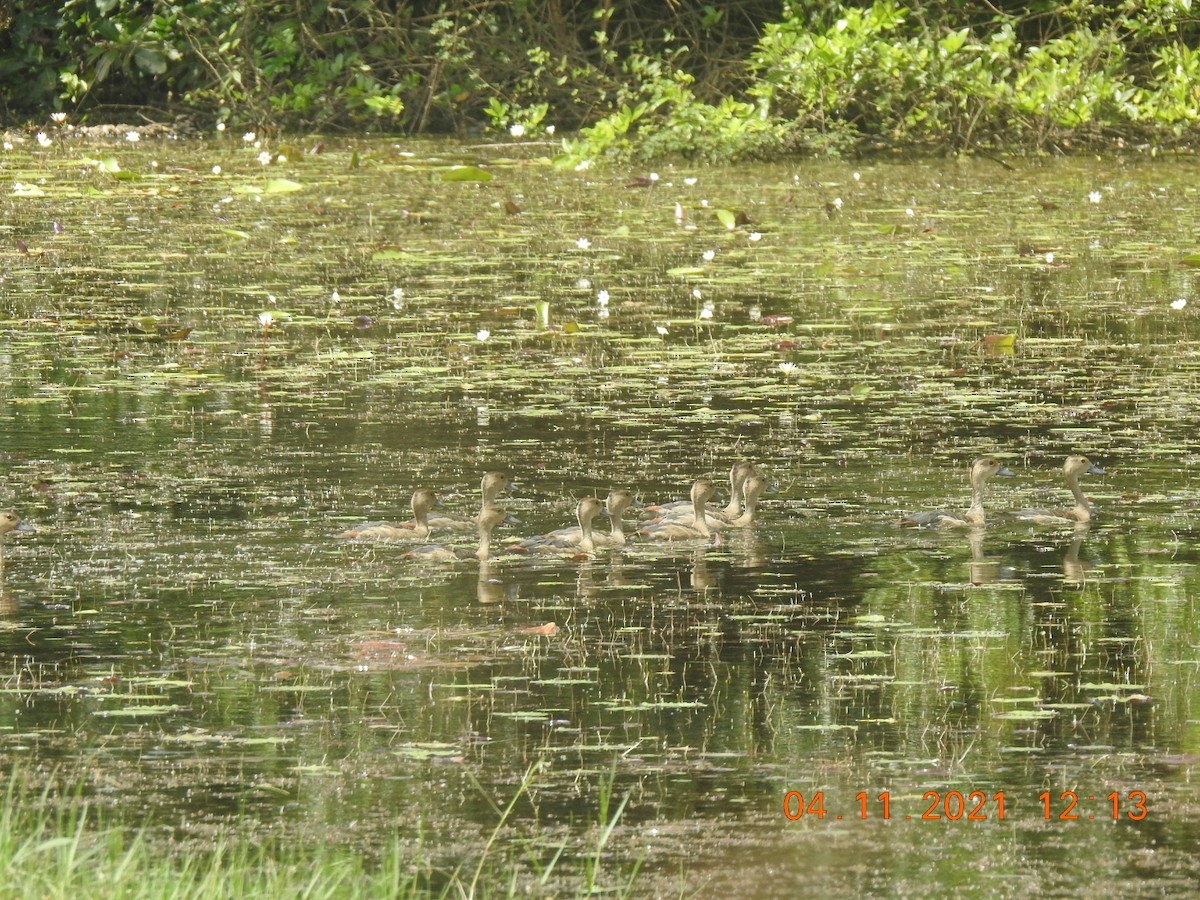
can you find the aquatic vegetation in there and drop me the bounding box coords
[0,138,1196,896]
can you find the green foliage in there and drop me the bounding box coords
[2,1,1200,156]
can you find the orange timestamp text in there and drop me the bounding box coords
[783,790,1148,822]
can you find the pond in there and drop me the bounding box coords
[0,130,1198,896]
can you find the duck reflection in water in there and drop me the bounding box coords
[966,528,1017,586]
[476,560,517,604]
[1061,526,1092,585]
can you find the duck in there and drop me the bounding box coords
[403,503,511,561]
[508,496,605,555]
[0,512,27,537]
[648,460,755,524]
[339,488,439,540]
[899,457,1015,527]
[424,471,513,532]
[0,511,33,575]
[718,473,770,528]
[640,478,718,540]
[595,488,637,547]
[1011,455,1104,525]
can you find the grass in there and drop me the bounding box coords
[0,765,642,899]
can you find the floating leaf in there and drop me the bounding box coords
[263,178,304,194]
[439,166,492,183]
[715,208,738,230]
[850,383,873,400]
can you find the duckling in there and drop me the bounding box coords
[640,478,718,540]
[340,488,438,541]
[900,457,1014,528]
[649,460,755,524]
[509,496,605,555]
[403,503,510,562]
[1012,455,1104,525]
[425,471,513,532]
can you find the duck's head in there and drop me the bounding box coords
[691,478,717,505]
[605,489,637,517]
[0,512,32,536]
[1065,455,1104,478]
[577,496,605,524]
[411,488,440,513]
[971,456,1015,481]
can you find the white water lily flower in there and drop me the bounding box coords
[748,232,762,242]
[656,325,669,336]
[905,208,915,217]
[596,290,609,306]
[703,249,715,261]
[257,151,271,165]
[575,237,591,250]
[1089,190,1102,204]
[779,362,797,375]
[853,172,861,181]
[509,123,525,138]
[692,289,702,300]
[243,131,256,142]
[476,329,491,342]
[832,197,843,209]
[216,122,226,132]
[125,131,140,142]
[3,141,12,151]
[545,125,555,135]
[36,132,51,147]
[574,159,591,172]
[51,112,67,123]
[212,165,222,175]
[1171,298,1187,310]
[684,177,698,186]
[258,312,275,328]
[1045,252,1055,264]
[331,290,341,304]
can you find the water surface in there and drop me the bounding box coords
[0,134,1198,895]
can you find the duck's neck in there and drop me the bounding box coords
[1066,474,1092,520]
[476,523,493,560]
[691,495,712,536]
[608,512,626,545]
[577,511,595,553]
[412,505,431,538]
[723,474,743,518]
[965,477,988,525]
[730,493,759,527]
